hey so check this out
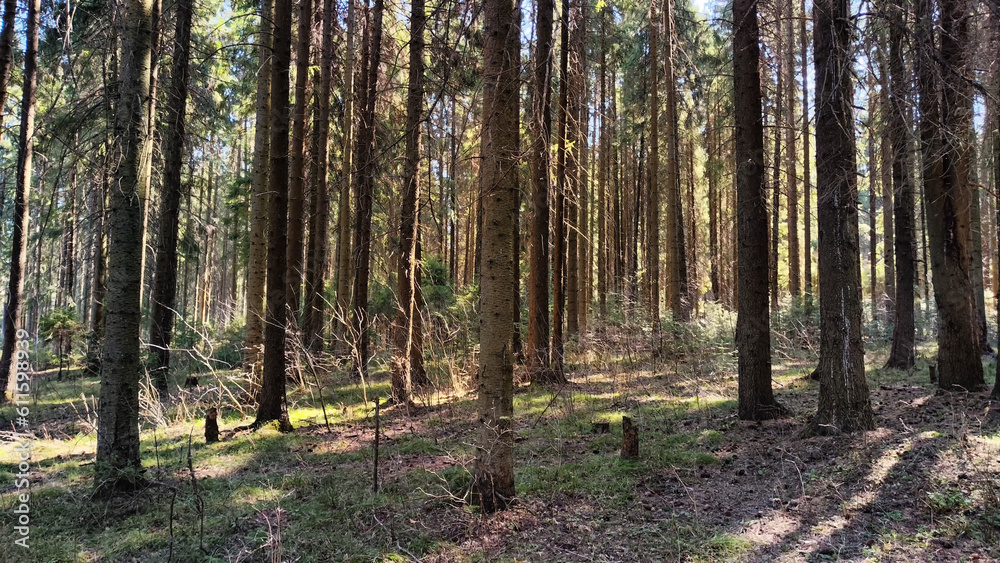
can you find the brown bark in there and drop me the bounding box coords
[350,0,383,377]
[885,0,915,370]
[149,0,194,391]
[528,0,557,381]
[734,0,784,421]
[392,0,429,403]
[924,0,985,391]
[245,0,273,385]
[800,0,813,313]
[287,0,311,320]
[809,0,875,435]
[647,0,660,324]
[95,0,152,492]
[303,0,335,352]
[475,0,519,513]
[664,0,688,321]
[334,0,357,355]
[786,0,799,299]
[552,0,569,373]
[255,0,293,429]
[1,0,39,397]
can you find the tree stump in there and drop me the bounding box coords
[929,364,937,384]
[205,407,219,443]
[621,416,638,460]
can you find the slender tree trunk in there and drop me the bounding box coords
[552,0,569,373]
[350,0,383,377]
[334,0,357,355]
[868,114,878,322]
[95,0,152,492]
[924,0,985,391]
[475,0,519,513]
[392,0,429,402]
[734,0,784,421]
[770,48,781,313]
[880,77,895,319]
[149,0,194,391]
[255,0,293,429]
[245,0,272,388]
[0,0,17,122]
[809,0,875,435]
[566,0,582,339]
[647,0,660,324]
[786,0,799,300]
[528,0,558,382]
[597,9,608,318]
[287,0,311,321]
[970,145,990,353]
[885,0,915,369]
[664,0,687,321]
[800,0,813,313]
[0,0,39,400]
[303,0,334,352]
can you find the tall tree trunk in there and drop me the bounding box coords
[800,0,813,314]
[734,0,784,421]
[552,0,569,373]
[0,0,39,400]
[392,0,429,403]
[924,0,985,391]
[646,0,660,324]
[566,0,582,338]
[528,0,558,382]
[149,0,194,392]
[0,0,17,122]
[95,0,152,492]
[809,0,875,435]
[351,0,383,377]
[245,0,272,389]
[475,0,519,513]
[303,0,334,352]
[255,0,293,429]
[885,0,915,369]
[868,112,878,322]
[664,0,688,321]
[970,145,990,353]
[786,0,800,300]
[60,159,78,309]
[770,49,782,313]
[880,75,895,319]
[287,0,311,321]
[334,0,357,355]
[597,9,608,318]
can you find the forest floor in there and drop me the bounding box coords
[2,312,1000,562]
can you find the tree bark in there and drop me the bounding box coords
[800,0,813,314]
[95,0,152,492]
[552,0,569,374]
[923,0,985,391]
[885,0,915,370]
[392,0,430,402]
[287,0,312,321]
[255,0,293,429]
[0,0,39,400]
[245,0,273,389]
[351,0,384,377]
[809,0,875,435]
[334,0,357,356]
[527,0,558,382]
[149,0,194,392]
[475,0,519,513]
[303,0,335,352]
[734,0,784,421]
[647,0,660,324]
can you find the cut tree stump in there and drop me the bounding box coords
[205,407,219,443]
[621,416,638,460]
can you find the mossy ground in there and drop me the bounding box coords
[2,304,999,562]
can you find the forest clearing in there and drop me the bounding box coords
[1,315,999,562]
